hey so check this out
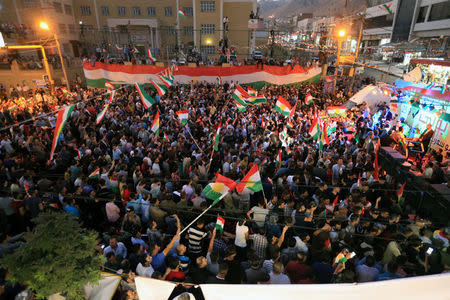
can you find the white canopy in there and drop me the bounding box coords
[347,85,391,109]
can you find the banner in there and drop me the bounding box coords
[135,274,450,300]
[430,112,450,151]
[83,273,121,300]
[82,62,321,88]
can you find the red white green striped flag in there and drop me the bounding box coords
[309,115,320,139]
[235,99,246,111]
[163,133,169,142]
[147,49,156,63]
[96,89,116,125]
[148,79,166,96]
[202,174,237,206]
[326,106,347,117]
[216,76,222,86]
[158,74,173,88]
[49,105,75,160]
[397,182,406,201]
[135,83,156,109]
[247,87,257,97]
[89,168,100,179]
[274,96,291,116]
[232,85,250,106]
[216,216,225,232]
[286,119,294,129]
[289,102,297,119]
[151,110,160,135]
[275,149,282,168]
[213,124,221,151]
[236,164,263,193]
[305,93,314,104]
[177,110,189,126]
[104,80,116,90]
[178,9,186,17]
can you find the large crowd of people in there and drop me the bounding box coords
[0,73,449,299]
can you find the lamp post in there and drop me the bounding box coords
[333,29,346,93]
[40,22,70,91]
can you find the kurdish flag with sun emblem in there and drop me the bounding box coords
[232,85,250,106]
[202,174,237,206]
[177,110,189,126]
[151,110,160,135]
[236,164,263,193]
[274,96,292,116]
[148,79,166,96]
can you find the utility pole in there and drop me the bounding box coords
[176,0,181,51]
[349,17,364,93]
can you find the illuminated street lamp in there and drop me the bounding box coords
[40,22,70,90]
[333,28,346,92]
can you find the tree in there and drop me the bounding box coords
[2,212,104,299]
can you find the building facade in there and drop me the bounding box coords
[72,0,256,58]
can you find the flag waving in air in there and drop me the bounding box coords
[177,110,189,126]
[232,85,250,106]
[213,124,221,151]
[147,49,156,63]
[216,216,225,232]
[158,74,173,88]
[202,174,237,206]
[274,96,291,116]
[178,9,186,17]
[151,110,160,135]
[104,80,116,90]
[96,90,116,125]
[236,164,263,193]
[148,79,166,96]
[135,83,156,109]
[49,105,75,160]
[305,93,314,105]
[89,168,100,179]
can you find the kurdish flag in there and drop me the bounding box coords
[247,95,267,105]
[275,149,282,168]
[163,133,169,142]
[135,83,156,109]
[216,76,222,86]
[232,85,250,106]
[286,119,294,129]
[105,80,116,90]
[202,174,237,206]
[148,79,166,96]
[213,124,221,151]
[147,49,156,63]
[49,105,75,160]
[235,99,246,111]
[216,216,225,232]
[158,74,173,88]
[327,106,347,117]
[151,110,160,135]
[96,90,116,125]
[178,9,186,17]
[289,102,297,119]
[274,96,291,116]
[236,164,263,193]
[397,182,406,201]
[309,116,320,139]
[177,110,189,126]
[247,87,257,97]
[305,93,314,105]
[319,120,329,151]
[89,168,100,179]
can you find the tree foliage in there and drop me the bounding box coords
[2,212,104,299]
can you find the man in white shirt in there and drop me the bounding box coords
[247,200,269,228]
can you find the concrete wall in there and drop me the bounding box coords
[0,60,83,89]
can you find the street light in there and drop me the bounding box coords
[40,21,70,91]
[333,28,346,93]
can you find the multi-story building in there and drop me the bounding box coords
[1,0,79,56]
[72,0,257,58]
[362,0,449,54]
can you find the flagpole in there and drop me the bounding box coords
[179,204,214,235]
[206,148,215,174]
[184,124,204,154]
